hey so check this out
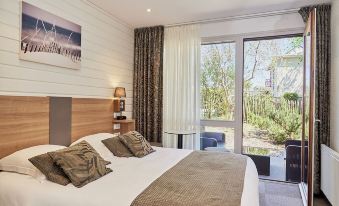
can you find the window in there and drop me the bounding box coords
[200,42,236,121]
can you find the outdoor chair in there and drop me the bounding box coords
[285,140,308,182]
[285,139,302,147]
[285,145,301,182]
[201,132,225,143]
[200,132,226,150]
[200,137,217,150]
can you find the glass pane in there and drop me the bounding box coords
[200,126,234,152]
[243,36,304,182]
[200,42,236,121]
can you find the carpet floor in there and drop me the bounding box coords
[259,180,303,206]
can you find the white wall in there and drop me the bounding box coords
[0,0,134,117]
[201,13,305,38]
[330,0,339,152]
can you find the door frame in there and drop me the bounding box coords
[301,9,316,206]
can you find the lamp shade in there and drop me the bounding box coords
[114,87,126,98]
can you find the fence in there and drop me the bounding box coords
[243,95,302,123]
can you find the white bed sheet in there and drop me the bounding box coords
[0,147,259,206]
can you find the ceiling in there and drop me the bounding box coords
[89,0,331,28]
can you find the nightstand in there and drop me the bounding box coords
[113,119,135,134]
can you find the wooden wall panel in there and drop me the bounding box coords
[0,96,49,158]
[72,98,113,142]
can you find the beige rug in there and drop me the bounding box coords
[259,180,303,206]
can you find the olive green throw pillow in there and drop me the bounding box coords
[102,136,134,157]
[29,153,71,186]
[119,131,155,158]
[48,141,112,188]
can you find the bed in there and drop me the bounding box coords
[0,96,259,206]
[0,145,259,206]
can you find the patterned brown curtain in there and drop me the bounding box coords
[133,26,164,143]
[299,4,331,195]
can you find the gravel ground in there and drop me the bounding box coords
[203,124,285,156]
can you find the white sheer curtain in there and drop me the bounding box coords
[163,24,201,150]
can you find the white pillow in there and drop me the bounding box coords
[0,145,66,180]
[71,133,118,159]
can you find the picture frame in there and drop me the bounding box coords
[20,2,82,69]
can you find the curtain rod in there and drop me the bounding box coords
[165,8,300,28]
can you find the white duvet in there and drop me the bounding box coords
[0,143,259,206]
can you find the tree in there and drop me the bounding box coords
[243,37,303,93]
[201,43,235,120]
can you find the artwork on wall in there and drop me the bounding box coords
[20,2,81,69]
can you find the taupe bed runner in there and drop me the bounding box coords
[131,151,247,206]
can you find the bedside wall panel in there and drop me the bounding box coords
[0,96,49,158]
[71,98,113,142]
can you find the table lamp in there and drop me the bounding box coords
[114,87,126,120]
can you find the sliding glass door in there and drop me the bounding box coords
[199,31,306,178]
[242,35,304,182]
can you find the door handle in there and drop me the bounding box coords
[315,119,321,128]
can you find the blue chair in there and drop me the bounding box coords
[200,137,217,150]
[201,132,225,143]
[200,132,225,150]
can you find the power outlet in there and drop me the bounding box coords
[113,124,120,130]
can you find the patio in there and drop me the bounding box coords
[201,123,303,182]
[259,156,286,181]
[202,142,287,181]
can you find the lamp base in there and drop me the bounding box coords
[116,116,127,120]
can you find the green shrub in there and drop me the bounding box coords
[269,130,288,144]
[283,92,299,101]
[246,96,302,145]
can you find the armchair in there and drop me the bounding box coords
[200,132,225,150]
[200,137,217,150]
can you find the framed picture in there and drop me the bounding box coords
[20,2,81,69]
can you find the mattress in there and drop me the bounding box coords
[0,147,259,206]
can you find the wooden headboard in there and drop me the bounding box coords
[0,96,114,158]
[71,98,113,143]
[0,96,49,158]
